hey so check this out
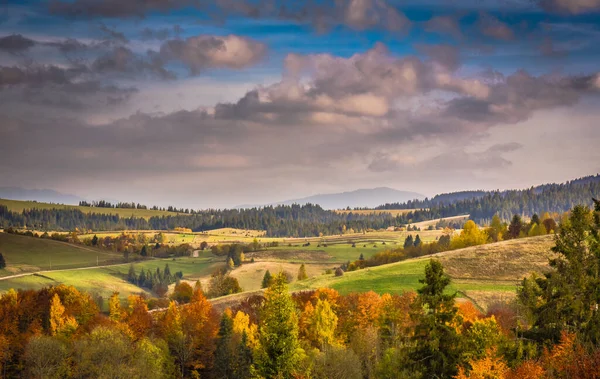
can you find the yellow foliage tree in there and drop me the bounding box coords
[451,221,489,249]
[300,299,339,349]
[49,294,78,337]
[232,311,259,349]
[108,292,123,322]
[456,349,509,379]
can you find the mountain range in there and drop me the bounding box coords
[237,187,425,210]
[0,187,83,205]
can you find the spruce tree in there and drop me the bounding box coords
[403,235,414,249]
[138,268,146,287]
[257,273,302,378]
[140,245,147,257]
[234,331,254,378]
[261,270,273,289]
[414,234,422,247]
[297,264,308,281]
[127,264,136,284]
[214,312,235,378]
[0,252,5,269]
[410,260,462,378]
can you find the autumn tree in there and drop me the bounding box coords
[256,272,303,378]
[451,220,489,249]
[171,282,194,304]
[486,215,505,242]
[410,259,463,378]
[24,336,69,379]
[300,298,338,349]
[297,263,308,281]
[49,293,78,337]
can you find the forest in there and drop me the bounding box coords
[1,201,599,378]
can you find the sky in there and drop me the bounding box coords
[0,0,599,209]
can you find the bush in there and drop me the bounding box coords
[335,267,344,277]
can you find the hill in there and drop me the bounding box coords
[292,235,555,309]
[0,187,83,205]
[0,232,124,276]
[0,198,184,219]
[238,187,425,210]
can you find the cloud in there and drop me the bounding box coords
[49,0,410,32]
[423,15,463,39]
[0,34,36,53]
[0,65,70,86]
[539,0,600,14]
[477,12,514,41]
[159,35,267,74]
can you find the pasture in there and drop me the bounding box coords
[0,233,123,276]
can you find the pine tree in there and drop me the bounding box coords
[234,331,254,378]
[127,264,137,284]
[414,234,422,247]
[140,245,147,257]
[507,215,523,239]
[297,264,308,281]
[0,252,5,269]
[91,234,98,246]
[214,312,235,378]
[261,270,273,289]
[403,235,414,249]
[410,260,463,378]
[257,273,302,378]
[138,268,146,287]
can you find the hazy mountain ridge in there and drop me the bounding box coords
[0,187,83,205]
[237,187,425,210]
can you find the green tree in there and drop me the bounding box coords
[257,273,303,378]
[0,252,5,269]
[414,234,422,247]
[487,214,505,242]
[403,235,414,249]
[297,264,308,281]
[519,203,600,344]
[91,234,98,246]
[234,331,254,378]
[127,264,137,284]
[261,270,273,289]
[214,312,235,379]
[410,260,463,378]
[140,245,148,257]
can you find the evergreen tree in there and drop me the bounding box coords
[403,235,414,249]
[140,245,147,257]
[410,260,463,378]
[91,234,98,246]
[127,264,137,284]
[507,215,524,239]
[414,234,422,247]
[214,312,235,379]
[257,273,302,378]
[359,253,364,261]
[530,213,541,226]
[138,268,147,287]
[262,270,273,289]
[519,203,600,344]
[297,264,308,281]
[234,331,254,378]
[0,252,5,269]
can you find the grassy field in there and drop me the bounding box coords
[0,233,123,276]
[291,235,555,310]
[334,209,420,216]
[0,254,225,299]
[0,198,184,219]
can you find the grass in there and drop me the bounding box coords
[0,198,184,219]
[290,235,556,310]
[0,233,123,276]
[0,255,225,300]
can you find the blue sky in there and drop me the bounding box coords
[0,0,599,208]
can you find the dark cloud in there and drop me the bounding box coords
[92,46,174,79]
[0,34,36,53]
[0,65,70,86]
[49,0,410,32]
[99,23,129,44]
[539,0,600,14]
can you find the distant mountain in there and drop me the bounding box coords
[0,187,83,205]
[238,187,425,210]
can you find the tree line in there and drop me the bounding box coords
[376,174,600,223]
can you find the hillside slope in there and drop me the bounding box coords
[293,235,555,309]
